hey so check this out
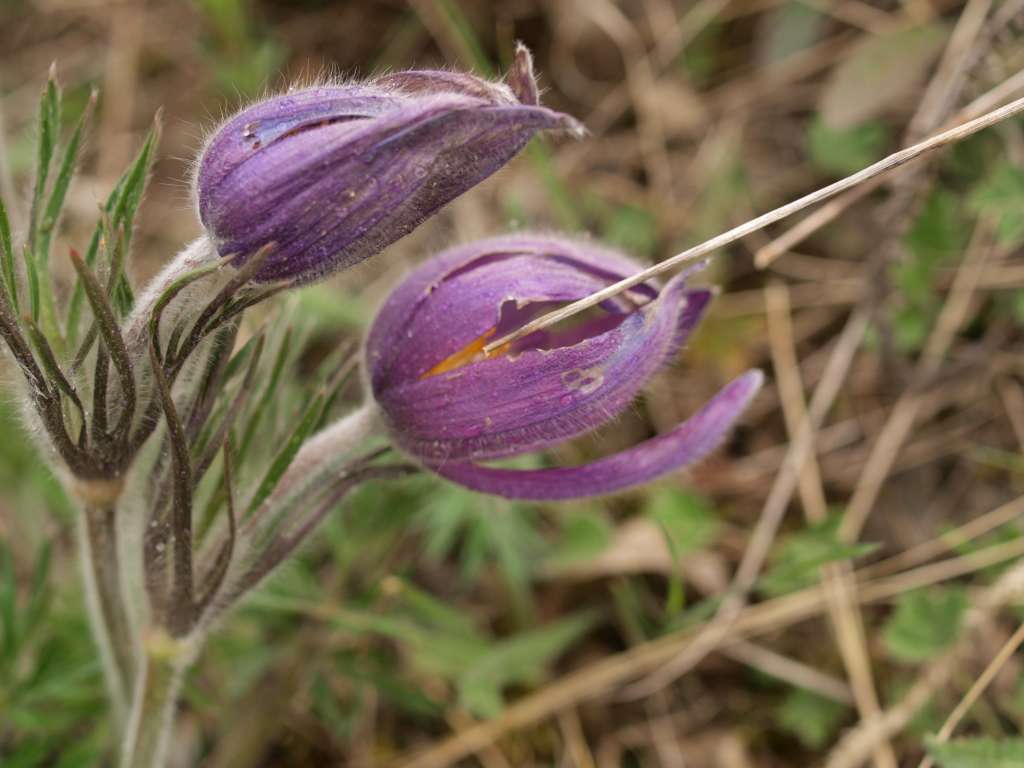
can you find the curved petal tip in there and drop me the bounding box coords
[432,369,764,500]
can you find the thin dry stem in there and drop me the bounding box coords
[917,620,1024,768]
[620,303,871,699]
[723,639,853,704]
[392,511,1024,768]
[558,709,598,768]
[839,222,994,543]
[997,376,1024,450]
[859,495,1024,580]
[765,281,896,768]
[755,19,1024,268]
[485,93,1024,353]
[823,556,1024,768]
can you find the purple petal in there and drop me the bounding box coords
[202,97,577,283]
[196,86,398,203]
[431,370,763,500]
[366,233,659,391]
[376,275,710,463]
[671,287,712,349]
[195,51,584,284]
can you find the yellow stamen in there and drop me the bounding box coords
[421,327,513,379]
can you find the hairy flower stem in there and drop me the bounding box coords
[124,236,222,358]
[76,487,134,727]
[121,632,192,768]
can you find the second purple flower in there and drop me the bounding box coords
[365,233,762,500]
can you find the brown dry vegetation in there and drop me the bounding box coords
[4,1,1024,767]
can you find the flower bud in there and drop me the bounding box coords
[195,45,581,284]
[365,233,762,500]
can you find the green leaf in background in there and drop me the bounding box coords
[1010,675,1024,719]
[0,398,73,525]
[420,477,541,593]
[647,487,719,556]
[457,611,598,719]
[905,188,972,266]
[1008,290,1024,325]
[808,116,888,176]
[249,580,598,722]
[647,488,719,616]
[891,188,973,351]
[892,306,932,352]
[601,205,658,259]
[818,21,949,129]
[969,164,1024,247]
[689,147,749,241]
[760,516,878,597]
[882,587,967,663]
[757,0,825,65]
[775,688,848,749]
[925,737,1024,768]
[295,283,372,331]
[678,19,723,87]
[0,534,105,759]
[393,580,481,640]
[543,511,612,569]
[196,0,286,98]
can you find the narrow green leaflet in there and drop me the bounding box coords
[23,245,40,324]
[245,390,326,517]
[109,112,162,250]
[0,196,16,311]
[34,95,98,348]
[24,316,84,426]
[38,92,96,268]
[925,737,1024,768]
[66,115,161,338]
[28,71,59,251]
[237,326,293,463]
[249,591,487,685]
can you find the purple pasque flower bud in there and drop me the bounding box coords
[364,233,763,501]
[195,45,582,284]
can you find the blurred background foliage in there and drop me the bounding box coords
[3,1,1024,766]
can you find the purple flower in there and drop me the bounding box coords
[195,45,581,284]
[365,233,763,500]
